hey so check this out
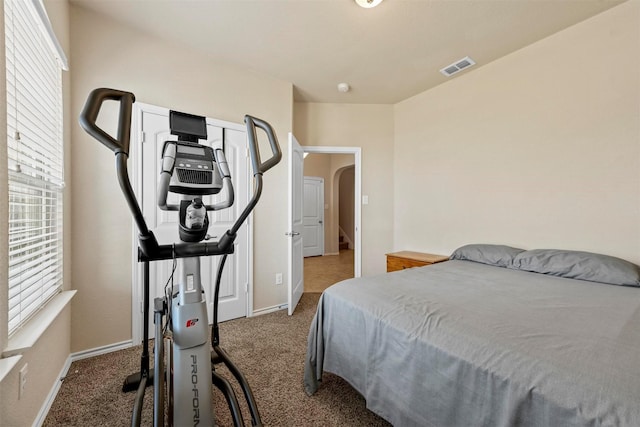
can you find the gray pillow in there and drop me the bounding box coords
[512,249,640,287]
[450,244,524,268]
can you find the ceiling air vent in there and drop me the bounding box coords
[440,56,476,77]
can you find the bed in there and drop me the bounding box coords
[304,245,640,427]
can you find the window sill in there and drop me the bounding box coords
[0,354,22,383]
[2,290,76,358]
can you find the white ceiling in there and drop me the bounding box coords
[71,0,624,104]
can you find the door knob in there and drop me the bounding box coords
[319,220,323,224]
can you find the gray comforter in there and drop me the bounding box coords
[304,260,640,427]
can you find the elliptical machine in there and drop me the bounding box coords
[79,88,281,426]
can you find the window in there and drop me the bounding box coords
[5,0,67,335]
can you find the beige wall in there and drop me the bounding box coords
[0,1,72,426]
[339,166,355,246]
[1,307,71,427]
[70,5,293,352]
[294,103,394,275]
[328,156,355,254]
[394,0,640,265]
[303,153,330,178]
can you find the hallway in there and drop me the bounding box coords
[303,249,354,293]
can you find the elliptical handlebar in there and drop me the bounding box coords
[79,88,135,155]
[79,88,282,261]
[79,88,150,237]
[244,115,282,175]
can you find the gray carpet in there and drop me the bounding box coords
[44,293,391,426]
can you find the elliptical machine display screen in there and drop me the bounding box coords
[170,110,207,142]
[177,144,206,156]
[165,141,223,195]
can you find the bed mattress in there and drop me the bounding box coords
[304,260,640,426]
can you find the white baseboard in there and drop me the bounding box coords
[71,340,134,362]
[33,355,71,427]
[251,303,287,317]
[324,251,339,256]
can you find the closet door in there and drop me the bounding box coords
[134,103,250,339]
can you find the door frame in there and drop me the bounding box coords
[130,102,254,344]
[302,146,362,278]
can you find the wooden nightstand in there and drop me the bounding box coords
[386,251,449,272]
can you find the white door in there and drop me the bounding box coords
[134,104,250,339]
[303,177,324,257]
[287,133,304,315]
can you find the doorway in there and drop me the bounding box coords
[302,149,360,293]
[287,142,361,314]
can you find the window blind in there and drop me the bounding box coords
[5,0,65,335]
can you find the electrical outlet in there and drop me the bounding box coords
[19,363,28,399]
[275,273,283,285]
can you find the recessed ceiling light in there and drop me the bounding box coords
[355,0,383,9]
[337,83,350,93]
